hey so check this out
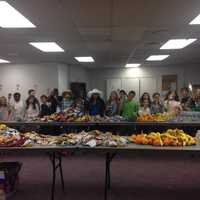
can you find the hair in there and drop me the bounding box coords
[140,92,151,106]
[40,95,48,100]
[26,95,37,110]
[108,91,119,104]
[90,93,101,103]
[62,91,72,98]
[0,96,7,107]
[152,93,160,98]
[28,89,35,95]
[181,87,189,93]
[14,92,21,97]
[164,90,179,101]
[119,90,127,95]
[53,88,59,96]
[128,91,136,96]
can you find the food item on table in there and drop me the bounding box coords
[137,113,174,122]
[40,108,126,123]
[130,129,196,146]
[0,126,27,147]
[60,130,128,147]
[23,132,61,146]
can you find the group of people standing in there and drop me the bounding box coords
[87,87,200,121]
[0,88,75,121]
[0,87,200,122]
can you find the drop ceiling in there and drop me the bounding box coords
[0,0,200,68]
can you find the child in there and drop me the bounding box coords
[151,93,164,114]
[25,95,40,121]
[40,95,51,117]
[164,90,182,114]
[139,99,151,116]
[61,91,73,112]
[106,91,119,117]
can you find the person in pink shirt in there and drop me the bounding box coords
[164,90,182,115]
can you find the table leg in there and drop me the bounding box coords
[104,153,109,200]
[104,152,116,200]
[50,152,56,200]
[49,152,65,200]
[58,155,65,191]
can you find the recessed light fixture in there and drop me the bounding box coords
[125,63,141,68]
[0,1,36,28]
[146,55,169,61]
[160,39,197,49]
[29,42,64,52]
[190,14,200,25]
[75,57,95,62]
[0,59,10,63]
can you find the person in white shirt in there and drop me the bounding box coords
[11,93,25,121]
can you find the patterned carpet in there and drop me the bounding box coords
[1,152,200,200]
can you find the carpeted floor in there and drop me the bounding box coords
[1,153,200,200]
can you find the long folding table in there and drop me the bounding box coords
[0,144,200,200]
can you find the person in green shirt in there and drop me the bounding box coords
[192,96,200,112]
[122,91,139,121]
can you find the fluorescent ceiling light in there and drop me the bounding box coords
[75,57,94,62]
[0,1,35,28]
[146,55,169,61]
[29,42,64,52]
[190,14,200,25]
[0,59,10,63]
[160,39,197,49]
[125,63,141,68]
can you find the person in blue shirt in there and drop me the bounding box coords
[87,89,105,117]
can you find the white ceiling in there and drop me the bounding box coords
[1,0,200,68]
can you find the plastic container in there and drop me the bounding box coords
[196,130,200,145]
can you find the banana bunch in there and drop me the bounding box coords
[130,129,196,146]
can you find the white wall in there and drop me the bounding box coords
[88,65,200,98]
[0,63,90,100]
[58,64,69,93]
[0,63,199,101]
[0,63,58,99]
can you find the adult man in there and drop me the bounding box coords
[122,91,139,121]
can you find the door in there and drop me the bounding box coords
[70,82,86,99]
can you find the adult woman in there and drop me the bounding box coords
[24,95,40,121]
[0,96,12,121]
[164,90,182,114]
[105,91,119,117]
[151,93,164,114]
[139,93,151,116]
[88,89,105,117]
